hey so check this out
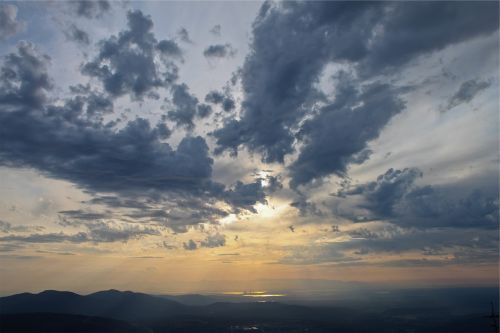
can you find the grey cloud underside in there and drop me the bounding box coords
[212,1,499,184]
[167,84,199,129]
[289,79,404,187]
[0,223,160,244]
[82,10,181,100]
[279,225,498,266]
[203,44,236,58]
[336,168,499,229]
[184,233,226,251]
[0,4,25,40]
[0,37,272,235]
[446,78,492,110]
[205,90,235,112]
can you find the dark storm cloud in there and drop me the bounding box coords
[213,1,499,182]
[0,41,52,109]
[65,24,90,45]
[67,84,114,117]
[446,79,492,110]
[0,44,212,195]
[167,84,199,129]
[224,181,267,214]
[338,168,499,229]
[205,90,235,112]
[360,1,500,75]
[205,91,224,104]
[203,44,236,58]
[0,4,25,40]
[289,79,405,188]
[265,175,283,193]
[70,0,110,19]
[82,10,181,100]
[0,41,272,232]
[212,2,384,163]
[196,103,213,118]
[156,39,183,58]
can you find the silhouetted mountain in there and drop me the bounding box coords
[0,289,496,333]
[0,289,187,321]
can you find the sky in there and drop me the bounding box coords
[0,0,498,296]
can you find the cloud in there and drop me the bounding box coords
[82,10,181,100]
[0,4,25,40]
[360,1,499,75]
[289,78,405,188]
[64,24,90,45]
[167,83,199,129]
[278,224,498,266]
[0,222,160,244]
[224,181,266,214]
[210,24,221,36]
[156,39,183,58]
[203,44,236,59]
[0,42,273,232]
[183,239,197,250]
[86,222,160,242]
[182,233,226,251]
[196,103,212,118]
[0,41,52,108]
[211,2,385,164]
[337,168,499,228]
[290,195,324,217]
[212,0,499,180]
[70,0,110,19]
[0,232,89,244]
[205,90,235,112]
[177,27,192,43]
[200,233,226,248]
[0,220,44,233]
[446,79,492,110]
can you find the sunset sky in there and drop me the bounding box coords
[0,1,498,296]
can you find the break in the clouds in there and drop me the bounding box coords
[0,0,498,277]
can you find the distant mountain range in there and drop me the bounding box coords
[0,289,496,333]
